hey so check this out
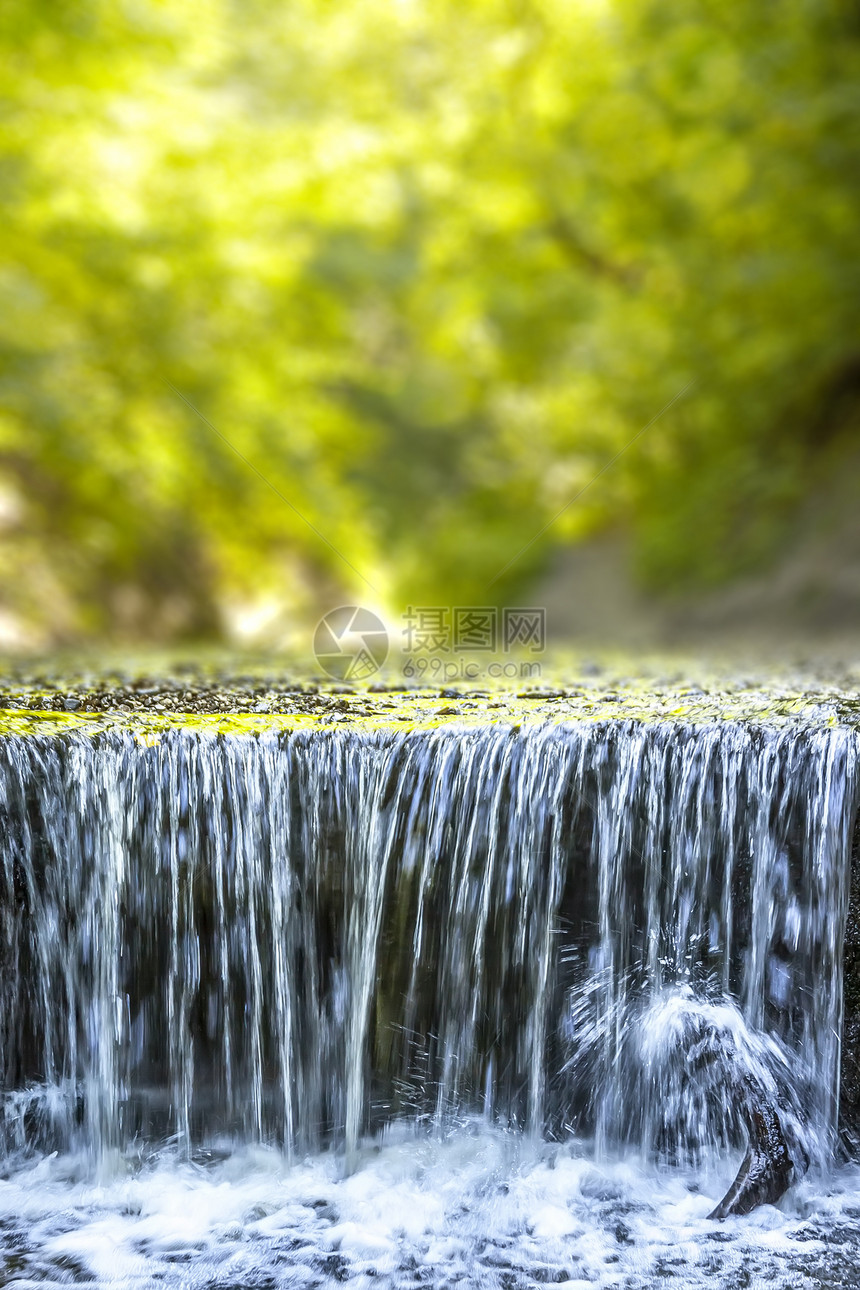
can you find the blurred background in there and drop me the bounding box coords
[1,0,858,657]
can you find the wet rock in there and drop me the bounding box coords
[315,1251,350,1281]
[708,1087,794,1220]
[840,806,860,1146]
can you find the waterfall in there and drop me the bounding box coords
[1,721,857,1175]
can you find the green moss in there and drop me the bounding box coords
[1,653,857,741]
[0,683,853,746]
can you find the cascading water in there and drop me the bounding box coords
[1,719,860,1288]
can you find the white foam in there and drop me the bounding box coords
[1,1127,859,1289]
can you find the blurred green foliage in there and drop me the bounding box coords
[1,0,858,643]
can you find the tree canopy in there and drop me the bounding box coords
[1,0,858,645]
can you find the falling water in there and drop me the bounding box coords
[1,720,857,1160]
[1,719,859,1288]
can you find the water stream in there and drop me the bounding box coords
[1,721,859,1287]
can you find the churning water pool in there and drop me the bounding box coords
[3,1129,860,1289]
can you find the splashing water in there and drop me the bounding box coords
[0,719,858,1287]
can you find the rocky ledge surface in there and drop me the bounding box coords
[0,655,858,735]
